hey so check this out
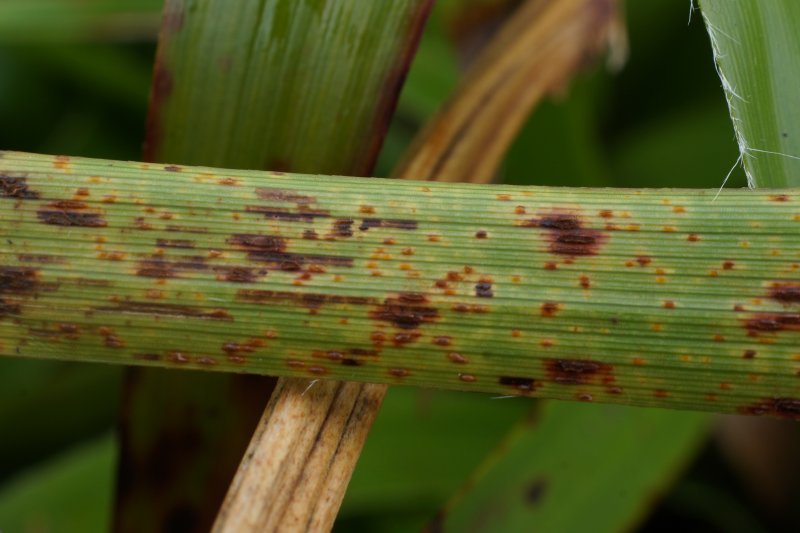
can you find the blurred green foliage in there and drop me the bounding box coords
[0,0,776,531]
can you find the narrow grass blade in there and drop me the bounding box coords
[430,402,708,532]
[0,0,161,43]
[0,434,116,533]
[145,0,433,176]
[2,152,800,418]
[699,0,800,188]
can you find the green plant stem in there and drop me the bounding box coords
[2,151,800,417]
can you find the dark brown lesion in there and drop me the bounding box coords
[743,313,800,336]
[95,301,233,321]
[544,358,613,385]
[236,289,377,310]
[0,174,40,199]
[520,210,608,257]
[769,282,800,304]
[498,376,537,392]
[156,239,196,249]
[244,205,330,221]
[255,188,316,204]
[739,397,800,419]
[369,292,439,329]
[475,282,493,298]
[136,256,209,279]
[358,218,418,231]
[37,209,107,227]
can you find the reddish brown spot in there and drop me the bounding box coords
[770,283,800,305]
[723,261,735,270]
[37,209,107,227]
[447,352,468,364]
[286,359,306,369]
[672,206,686,213]
[739,397,800,419]
[303,230,318,240]
[515,206,526,215]
[770,194,790,202]
[95,301,232,321]
[359,205,376,214]
[499,376,536,391]
[608,386,623,395]
[393,331,421,347]
[599,210,613,219]
[663,300,675,309]
[156,239,195,249]
[58,323,80,339]
[654,389,670,398]
[744,313,800,335]
[447,271,464,282]
[544,262,558,271]
[218,177,238,186]
[496,194,512,201]
[733,304,745,312]
[475,230,488,239]
[523,211,607,257]
[475,282,493,298]
[636,256,651,267]
[255,188,315,204]
[743,349,757,359]
[370,293,438,329]
[579,275,591,290]
[163,165,182,172]
[197,357,217,366]
[540,301,560,317]
[0,174,40,199]
[433,336,452,346]
[134,353,161,361]
[359,218,418,231]
[388,368,410,378]
[458,373,477,383]
[687,233,700,242]
[104,334,125,348]
[544,359,613,385]
[134,217,153,230]
[165,225,208,234]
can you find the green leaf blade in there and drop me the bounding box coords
[700,0,800,187]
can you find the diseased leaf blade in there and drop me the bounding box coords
[2,151,800,418]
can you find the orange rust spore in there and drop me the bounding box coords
[687,233,700,242]
[458,373,477,383]
[388,368,410,378]
[662,300,675,309]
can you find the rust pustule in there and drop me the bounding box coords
[47,200,88,209]
[475,230,488,239]
[636,256,651,267]
[770,194,790,202]
[447,352,468,364]
[499,376,536,392]
[475,282,493,298]
[739,397,800,419]
[544,358,613,385]
[540,301,560,317]
[523,210,607,257]
[0,174,40,199]
[370,292,439,329]
[432,335,452,346]
[358,218,418,231]
[255,188,316,204]
[744,313,800,335]
[95,301,233,321]
[579,275,591,289]
[388,368,410,378]
[37,209,107,227]
[392,331,421,347]
[769,283,800,305]
[525,478,548,505]
[743,349,757,359]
